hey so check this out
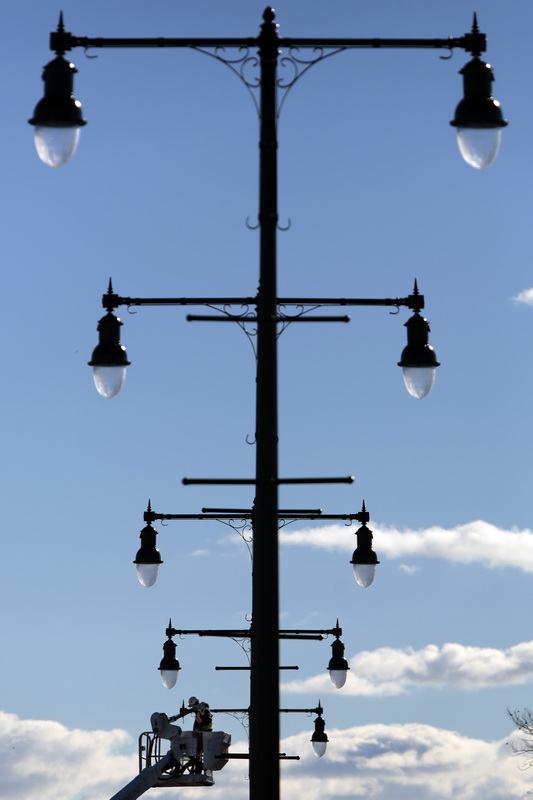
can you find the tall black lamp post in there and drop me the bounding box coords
[31,9,505,800]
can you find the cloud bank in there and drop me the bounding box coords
[280,520,533,572]
[282,639,533,697]
[513,287,533,305]
[0,711,527,800]
[0,711,136,800]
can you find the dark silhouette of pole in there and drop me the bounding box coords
[249,10,281,800]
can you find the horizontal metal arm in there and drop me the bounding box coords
[186,314,351,322]
[103,294,256,309]
[148,512,363,520]
[282,34,484,51]
[220,754,300,760]
[166,626,251,638]
[182,476,355,485]
[166,626,340,639]
[52,31,485,55]
[280,626,342,637]
[103,293,422,311]
[278,294,424,310]
[215,665,299,670]
[280,706,323,715]
[201,507,323,515]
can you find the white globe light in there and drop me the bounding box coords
[312,740,327,758]
[402,366,435,399]
[92,365,127,399]
[353,562,376,588]
[329,669,347,689]
[160,669,178,690]
[136,562,160,588]
[34,126,80,167]
[456,127,502,169]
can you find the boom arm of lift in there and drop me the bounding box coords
[109,750,175,800]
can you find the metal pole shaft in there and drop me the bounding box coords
[249,11,280,800]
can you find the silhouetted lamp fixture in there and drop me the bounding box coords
[328,631,350,689]
[451,16,507,169]
[88,312,130,399]
[29,46,86,167]
[134,519,163,588]
[159,635,181,689]
[398,310,440,399]
[350,516,379,588]
[311,709,329,758]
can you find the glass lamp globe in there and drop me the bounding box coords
[34,125,81,167]
[401,366,436,400]
[352,562,376,589]
[456,127,502,170]
[136,562,160,589]
[160,669,179,690]
[92,365,127,399]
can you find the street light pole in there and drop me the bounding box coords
[252,11,281,794]
[30,8,506,800]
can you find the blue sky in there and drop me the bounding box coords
[2,0,533,798]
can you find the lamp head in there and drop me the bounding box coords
[451,56,507,168]
[159,637,181,689]
[350,521,379,588]
[134,522,163,588]
[29,55,86,167]
[398,312,440,399]
[311,714,328,757]
[89,312,130,398]
[328,636,349,689]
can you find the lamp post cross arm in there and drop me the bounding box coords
[102,293,257,311]
[50,30,485,58]
[145,507,368,523]
[101,292,423,311]
[282,33,485,54]
[166,625,251,638]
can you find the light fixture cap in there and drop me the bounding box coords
[29,55,87,129]
[451,57,507,130]
[88,313,130,368]
[398,313,440,369]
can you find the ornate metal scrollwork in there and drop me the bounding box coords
[276,46,347,119]
[204,303,258,358]
[191,44,348,122]
[276,303,321,336]
[216,516,253,562]
[192,47,261,118]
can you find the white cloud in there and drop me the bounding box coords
[0,711,136,800]
[512,287,533,305]
[399,564,419,575]
[0,712,527,800]
[273,724,529,800]
[280,520,533,573]
[282,640,533,697]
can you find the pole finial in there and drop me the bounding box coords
[263,7,276,23]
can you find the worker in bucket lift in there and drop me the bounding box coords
[188,696,213,732]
